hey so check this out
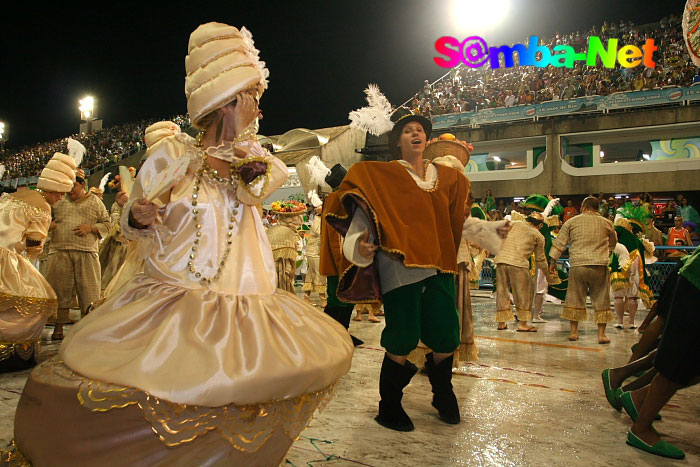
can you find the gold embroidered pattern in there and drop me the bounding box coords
[0,194,51,223]
[0,341,38,363]
[44,358,334,451]
[0,440,31,467]
[0,292,57,318]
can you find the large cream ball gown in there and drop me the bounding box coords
[12,126,354,466]
[0,190,56,372]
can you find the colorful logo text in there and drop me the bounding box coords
[434,36,657,69]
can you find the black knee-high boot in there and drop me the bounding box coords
[375,354,418,432]
[426,352,460,424]
[324,305,363,346]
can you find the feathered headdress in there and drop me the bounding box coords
[615,202,652,234]
[543,198,562,218]
[307,189,323,208]
[306,156,331,189]
[98,173,111,192]
[348,84,394,136]
[0,164,5,181]
[66,137,86,168]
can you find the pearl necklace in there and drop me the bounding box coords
[187,157,240,286]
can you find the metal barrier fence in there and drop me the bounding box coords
[479,246,696,297]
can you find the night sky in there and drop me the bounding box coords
[0,0,688,149]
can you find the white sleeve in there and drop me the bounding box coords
[614,242,630,267]
[342,208,375,268]
[462,217,507,254]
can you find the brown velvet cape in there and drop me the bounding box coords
[325,160,468,303]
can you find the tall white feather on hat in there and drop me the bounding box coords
[98,173,111,192]
[308,189,323,208]
[543,198,560,218]
[66,137,86,168]
[348,84,394,136]
[0,164,5,181]
[306,155,331,189]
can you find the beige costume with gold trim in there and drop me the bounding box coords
[267,215,302,293]
[0,191,57,369]
[13,130,353,465]
[43,192,110,321]
[550,211,617,323]
[98,201,129,291]
[493,220,548,323]
[303,214,327,294]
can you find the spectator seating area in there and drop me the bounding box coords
[0,115,190,181]
[410,15,698,116]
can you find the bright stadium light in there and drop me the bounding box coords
[451,0,510,32]
[79,96,95,120]
[0,122,5,140]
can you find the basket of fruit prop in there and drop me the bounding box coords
[271,199,307,216]
[423,133,472,165]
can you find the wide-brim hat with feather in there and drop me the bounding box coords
[185,22,269,129]
[348,85,430,158]
[37,153,76,193]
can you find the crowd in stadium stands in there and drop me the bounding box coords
[412,14,699,116]
[0,116,190,180]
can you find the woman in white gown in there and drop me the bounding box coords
[11,22,353,467]
[0,154,75,372]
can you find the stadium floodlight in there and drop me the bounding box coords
[79,96,95,120]
[0,122,5,141]
[451,0,510,32]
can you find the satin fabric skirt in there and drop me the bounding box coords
[102,244,144,299]
[14,356,332,467]
[99,236,128,289]
[61,273,354,407]
[0,247,57,346]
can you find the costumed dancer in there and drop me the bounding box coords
[302,190,327,305]
[0,154,74,372]
[467,206,489,290]
[549,196,617,344]
[327,86,509,432]
[521,194,566,323]
[611,203,656,328]
[406,135,479,366]
[97,174,130,294]
[267,199,305,293]
[9,22,352,466]
[309,159,365,346]
[494,210,555,332]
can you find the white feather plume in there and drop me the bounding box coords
[348,84,394,136]
[306,156,331,188]
[307,189,323,208]
[0,164,5,181]
[98,173,111,192]
[66,137,86,168]
[543,198,560,218]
